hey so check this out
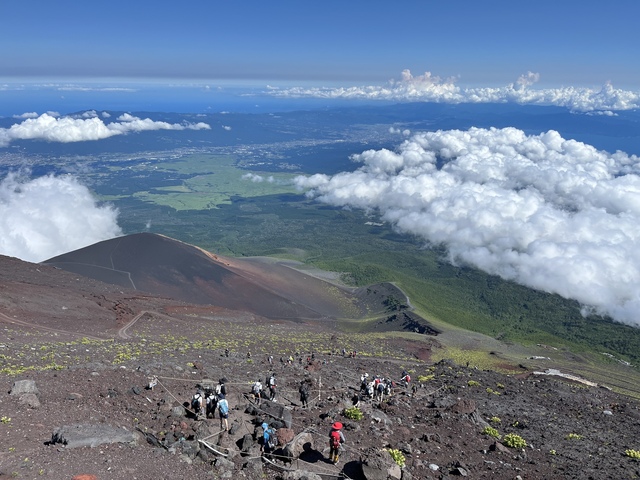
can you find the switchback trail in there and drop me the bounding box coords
[117,310,148,339]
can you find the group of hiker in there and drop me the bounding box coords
[250,372,278,403]
[190,377,229,431]
[185,361,413,465]
[359,370,410,402]
[258,420,345,465]
[258,418,344,464]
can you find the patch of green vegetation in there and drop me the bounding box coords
[503,433,527,449]
[482,426,501,439]
[343,406,364,421]
[625,449,640,459]
[431,346,515,373]
[387,449,406,468]
[102,155,295,211]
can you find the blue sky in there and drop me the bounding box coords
[2,1,639,88]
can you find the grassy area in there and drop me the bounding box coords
[101,154,298,210]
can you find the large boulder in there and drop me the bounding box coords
[450,398,476,414]
[370,410,392,426]
[360,448,402,480]
[171,405,186,417]
[10,379,38,396]
[51,424,137,449]
[276,427,295,445]
[261,400,293,428]
[240,433,254,455]
[18,393,40,408]
[283,431,314,460]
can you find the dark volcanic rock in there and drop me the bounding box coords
[261,400,293,428]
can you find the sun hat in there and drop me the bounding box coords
[332,421,343,430]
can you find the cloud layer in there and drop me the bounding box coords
[0,112,210,147]
[294,127,640,326]
[0,173,122,262]
[268,69,640,113]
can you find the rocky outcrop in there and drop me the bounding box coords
[51,424,137,448]
[10,380,40,409]
[260,400,293,428]
[283,431,314,460]
[10,379,39,396]
[276,426,295,445]
[360,447,402,480]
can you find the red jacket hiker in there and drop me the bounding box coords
[329,421,345,464]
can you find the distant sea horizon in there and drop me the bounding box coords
[0,83,383,117]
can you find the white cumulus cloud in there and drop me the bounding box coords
[242,173,275,183]
[0,113,211,147]
[267,69,640,113]
[294,127,640,326]
[13,112,39,119]
[0,173,123,263]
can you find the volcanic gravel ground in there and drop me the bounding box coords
[2,324,640,480]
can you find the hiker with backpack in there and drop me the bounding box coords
[365,380,375,399]
[190,389,204,416]
[328,421,345,464]
[401,370,411,388]
[360,372,369,394]
[375,378,385,402]
[216,378,228,397]
[268,373,277,402]
[384,378,393,397]
[217,393,229,431]
[299,379,311,408]
[252,380,263,404]
[261,422,277,455]
[205,387,218,419]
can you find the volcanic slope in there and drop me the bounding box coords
[43,232,401,323]
[0,252,164,340]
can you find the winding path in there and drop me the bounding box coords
[117,310,148,339]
